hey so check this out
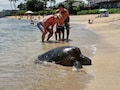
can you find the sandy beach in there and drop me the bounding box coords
[7,14,120,90]
[70,14,120,90]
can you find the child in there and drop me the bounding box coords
[55,23,65,41]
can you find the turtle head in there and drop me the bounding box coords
[79,54,92,65]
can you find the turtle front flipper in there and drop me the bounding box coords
[72,60,83,71]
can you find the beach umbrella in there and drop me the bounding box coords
[25,10,33,14]
[99,8,107,12]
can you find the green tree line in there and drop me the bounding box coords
[9,0,120,15]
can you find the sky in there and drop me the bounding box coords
[0,0,87,11]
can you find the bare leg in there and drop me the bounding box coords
[47,30,53,41]
[37,22,46,42]
[61,28,65,41]
[65,23,70,40]
[66,30,69,40]
[55,32,57,40]
[42,34,45,42]
[58,31,61,41]
[42,31,47,42]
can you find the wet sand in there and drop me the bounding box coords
[70,14,120,90]
[7,14,120,90]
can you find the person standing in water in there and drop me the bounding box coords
[37,14,62,42]
[55,4,70,41]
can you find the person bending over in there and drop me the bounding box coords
[37,14,62,42]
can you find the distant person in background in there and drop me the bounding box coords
[30,19,34,25]
[37,14,62,42]
[55,4,70,41]
[88,19,93,24]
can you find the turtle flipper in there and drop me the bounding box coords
[72,60,83,71]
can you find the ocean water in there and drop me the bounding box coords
[0,18,98,90]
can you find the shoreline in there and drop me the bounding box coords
[7,14,120,90]
[73,14,120,90]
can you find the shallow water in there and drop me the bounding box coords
[0,18,98,90]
